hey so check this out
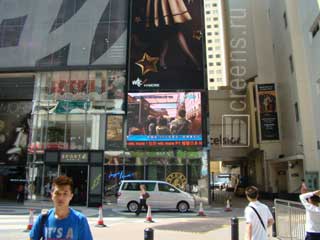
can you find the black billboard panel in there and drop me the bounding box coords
[127,92,203,148]
[127,0,205,91]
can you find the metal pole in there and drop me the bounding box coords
[272,207,277,237]
[144,228,154,240]
[231,217,239,240]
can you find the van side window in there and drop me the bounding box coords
[145,183,156,191]
[123,183,139,191]
[158,183,179,193]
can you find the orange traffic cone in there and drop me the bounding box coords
[95,206,106,227]
[197,202,206,216]
[145,205,154,223]
[25,208,34,231]
[224,199,232,212]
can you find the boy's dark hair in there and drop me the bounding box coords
[245,186,259,199]
[52,175,73,193]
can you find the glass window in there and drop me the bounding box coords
[158,183,179,193]
[145,183,156,191]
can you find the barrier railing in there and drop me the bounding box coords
[274,198,306,240]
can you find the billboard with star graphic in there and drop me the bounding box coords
[127,0,205,91]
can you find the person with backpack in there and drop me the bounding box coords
[244,186,274,240]
[135,184,150,216]
[29,176,92,240]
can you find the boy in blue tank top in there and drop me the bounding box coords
[29,176,93,240]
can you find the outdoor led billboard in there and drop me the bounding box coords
[127,92,203,147]
[127,0,205,91]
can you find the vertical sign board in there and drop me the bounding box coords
[127,0,205,91]
[106,115,124,150]
[88,151,104,207]
[256,84,280,141]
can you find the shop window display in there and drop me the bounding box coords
[29,70,125,154]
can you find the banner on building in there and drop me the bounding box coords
[106,115,124,150]
[256,83,280,141]
[127,0,205,91]
[0,101,32,164]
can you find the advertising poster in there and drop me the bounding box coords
[257,83,280,141]
[128,0,205,91]
[106,115,124,150]
[0,101,32,164]
[127,92,203,147]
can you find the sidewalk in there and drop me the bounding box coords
[91,217,278,240]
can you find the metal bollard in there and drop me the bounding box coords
[272,207,277,237]
[144,228,154,240]
[231,217,239,240]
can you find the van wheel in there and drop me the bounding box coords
[177,201,189,213]
[127,201,139,212]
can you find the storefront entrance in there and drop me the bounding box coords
[60,165,88,205]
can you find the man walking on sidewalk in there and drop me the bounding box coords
[300,190,320,239]
[244,186,274,240]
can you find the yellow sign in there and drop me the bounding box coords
[166,172,187,189]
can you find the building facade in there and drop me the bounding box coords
[0,0,209,206]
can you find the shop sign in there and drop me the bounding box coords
[60,152,88,163]
[54,100,90,114]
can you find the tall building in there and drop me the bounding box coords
[209,0,320,194]
[0,0,209,205]
[204,0,228,90]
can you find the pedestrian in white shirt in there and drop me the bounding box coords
[300,190,320,240]
[244,186,274,240]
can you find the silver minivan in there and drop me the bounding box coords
[117,180,195,213]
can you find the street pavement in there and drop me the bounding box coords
[0,197,277,240]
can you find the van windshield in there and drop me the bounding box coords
[122,182,156,191]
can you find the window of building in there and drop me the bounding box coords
[310,21,320,38]
[206,11,211,14]
[317,79,320,95]
[208,39,212,43]
[207,32,212,36]
[214,32,219,35]
[209,62,214,66]
[214,39,220,43]
[294,102,299,122]
[208,54,213,58]
[283,12,288,29]
[216,62,221,66]
[31,70,126,153]
[214,24,219,28]
[209,70,214,74]
[208,47,213,51]
[207,25,212,29]
[215,46,221,51]
[213,3,217,7]
[213,17,218,21]
[216,54,221,58]
[289,55,294,73]
[210,78,215,82]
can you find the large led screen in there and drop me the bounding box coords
[127,0,205,91]
[127,92,203,147]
